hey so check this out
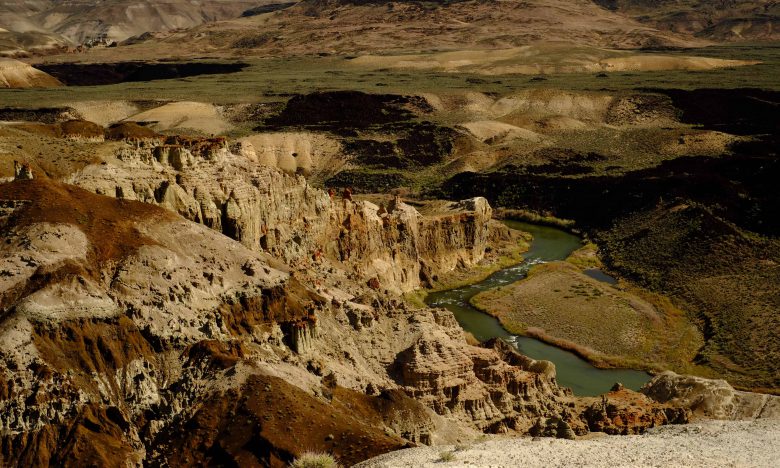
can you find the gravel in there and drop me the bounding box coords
[355,420,780,468]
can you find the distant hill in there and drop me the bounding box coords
[115,0,706,59]
[2,1,773,60]
[0,57,61,87]
[0,1,289,49]
[594,0,780,42]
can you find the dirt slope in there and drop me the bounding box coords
[594,0,780,42]
[0,1,286,44]
[99,0,708,60]
[0,57,60,87]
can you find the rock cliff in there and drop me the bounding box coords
[0,141,691,466]
[68,135,493,294]
[0,173,688,466]
[642,371,780,421]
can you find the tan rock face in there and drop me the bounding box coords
[68,136,493,294]
[0,59,61,89]
[642,371,780,421]
[0,180,361,465]
[0,159,693,466]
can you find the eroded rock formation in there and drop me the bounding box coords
[642,371,780,421]
[0,144,692,466]
[68,136,494,294]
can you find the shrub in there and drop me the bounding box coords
[438,451,456,462]
[290,452,339,468]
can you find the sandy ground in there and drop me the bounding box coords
[69,100,140,126]
[356,420,780,468]
[459,121,543,143]
[124,101,232,135]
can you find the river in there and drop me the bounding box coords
[425,220,650,396]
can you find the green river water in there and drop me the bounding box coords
[425,221,651,396]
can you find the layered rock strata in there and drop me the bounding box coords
[68,136,493,294]
[0,173,691,466]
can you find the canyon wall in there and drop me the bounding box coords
[0,139,691,466]
[68,137,493,294]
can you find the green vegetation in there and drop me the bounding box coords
[598,202,780,392]
[438,451,456,462]
[469,261,704,373]
[2,44,778,109]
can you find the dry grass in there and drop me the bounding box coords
[470,261,703,372]
[437,451,456,463]
[565,243,602,270]
[290,452,339,468]
[599,202,780,391]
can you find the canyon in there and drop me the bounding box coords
[0,135,693,466]
[0,117,776,466]
[0,1,777,466]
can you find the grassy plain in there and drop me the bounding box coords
[0,44,778,109]
[470,259,705,374]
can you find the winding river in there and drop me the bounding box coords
[425,221,651,396]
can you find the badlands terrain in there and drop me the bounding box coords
[0,0,779,467]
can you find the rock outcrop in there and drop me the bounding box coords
[0,178,327,465]
[642,371,780,421]
[68,136,493,294]
[0,173,691,466]
[12,161,33,180]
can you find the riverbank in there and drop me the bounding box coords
[492,208,576,231]
[356,419,780,468]
[425,221,651,395]
[404,221,531,308]
[469,259,704,374]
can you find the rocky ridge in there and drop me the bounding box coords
[642,371,780,421]
[1,139,693,466]
[67,133,495,294]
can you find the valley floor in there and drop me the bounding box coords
[357,419,780,468]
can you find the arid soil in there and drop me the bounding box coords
[357,419,780,468]
[0,0,277,44]
[349,46,757,75]
[104,0,707,58]
[595,0,780,42]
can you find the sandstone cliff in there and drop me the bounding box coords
[67,135,494,294]
[0,172,690,466]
